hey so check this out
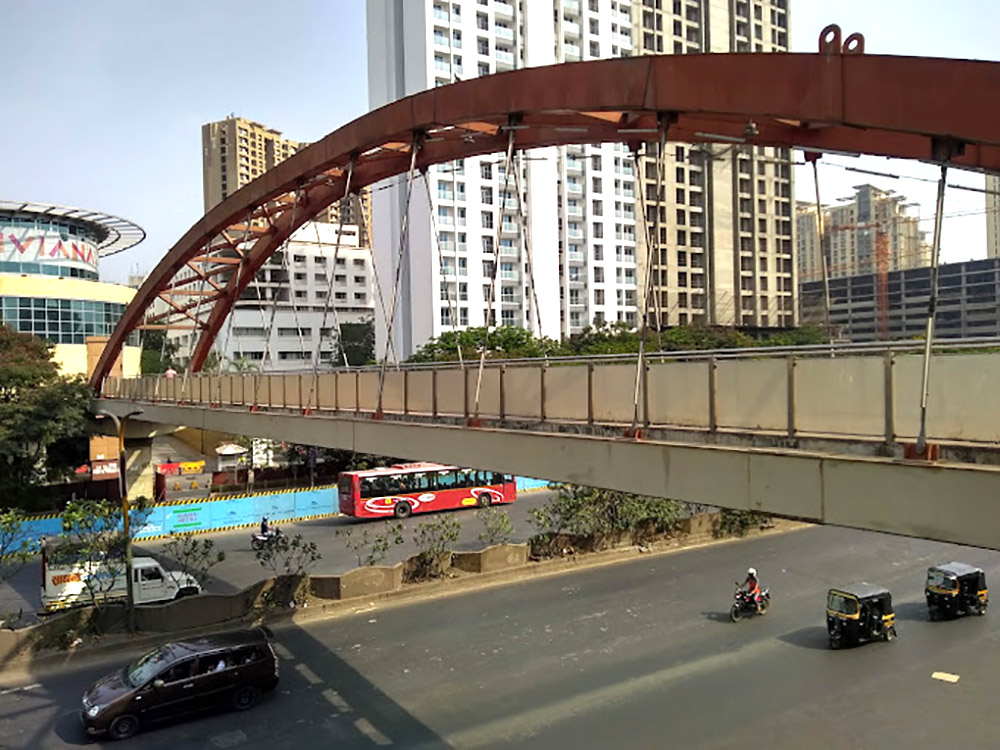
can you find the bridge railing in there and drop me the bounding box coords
[104,345,1000,446]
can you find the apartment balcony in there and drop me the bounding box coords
[494,0,514,18]
[495,26,514,43]
[563,20,581,38]
[500,295,522,305]
[495,49,515,69]
[566,181,583,195]
[564,42,581,60]
[616,10,632,27]
[566,206,583,217]
[438,240,456,252]
[501,222,519,235]
[500,245,519,257]
[566,157,583,173]
[500,270,520,280]
[457,241,467,252]
[502,198,520,210]
[569,299,587,308]
[563,0,581,16]
[433,7,449,23]
[567,229,584,240]
[566,251,586,263]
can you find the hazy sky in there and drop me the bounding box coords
[1,0,996,283]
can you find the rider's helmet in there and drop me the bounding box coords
[747,567,756,577]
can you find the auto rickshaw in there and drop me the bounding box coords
[826,583,897,649]
[925,562,988,619]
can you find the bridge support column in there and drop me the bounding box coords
[124,437,155,502]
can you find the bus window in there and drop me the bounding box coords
[437,470,456,489]
[412,473,429,491]
[360,477,374,499]
[491,471,503,485]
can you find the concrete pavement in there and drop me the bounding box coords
[2,525,1000,748]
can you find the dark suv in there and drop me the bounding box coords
[80,626,279,740]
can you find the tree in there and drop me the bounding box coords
[335,522,404,567]
[58,497,153,616]
[407,326,560,363]
[0,508,35,587]
[336,318,376,366]
[253,533,322,578]
[476,506,514,546]
[408,515,461,580]
[162,534,226,586]
[0,326,94,509]
[139,329,178,375]
[716,509,771,538]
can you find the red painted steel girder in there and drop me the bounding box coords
[91,49,1000,389]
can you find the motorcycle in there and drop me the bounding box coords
[250,528,287,551]
[730,583,770,622]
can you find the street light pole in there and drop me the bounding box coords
[95,408,143,630]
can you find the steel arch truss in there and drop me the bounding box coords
[92,31,1000,389]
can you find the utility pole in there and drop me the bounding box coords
[95,408,143,631]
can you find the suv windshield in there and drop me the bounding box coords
[127,646,172,687]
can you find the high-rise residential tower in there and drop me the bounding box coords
[366,0,640,359]
[201,114,373,246]
[634,0,797,328]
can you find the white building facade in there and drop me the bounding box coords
[366,0,639,359]
[169,222,374,371]
[988,173,1000,260]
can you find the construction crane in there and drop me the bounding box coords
[825,221,892,340]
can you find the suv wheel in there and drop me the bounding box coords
[109,714,140,740]
[232,685,260,712]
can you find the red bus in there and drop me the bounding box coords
[338,462,516,519]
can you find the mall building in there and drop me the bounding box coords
[0,200,145,378]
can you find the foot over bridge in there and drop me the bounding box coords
[99,342,1000,550]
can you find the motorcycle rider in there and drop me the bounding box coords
[260,516,269,536]
[741,567,762,613]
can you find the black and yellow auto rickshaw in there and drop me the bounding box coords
[826,583,897,649]
[925,562,988,619]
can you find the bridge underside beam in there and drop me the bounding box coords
[96,400,1000,551]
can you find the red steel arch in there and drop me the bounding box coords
[91,38,1000,389]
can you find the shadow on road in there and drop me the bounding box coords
[892,600,930,623]
[777,625,831,651]
[700,611,733,624]
[6,618,453,749]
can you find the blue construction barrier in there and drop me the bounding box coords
[516,477,551,492]
[132,486,338,540]
[20,477,551,543]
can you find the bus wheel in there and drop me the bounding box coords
[477,493,492,508]
[394,501,412,519]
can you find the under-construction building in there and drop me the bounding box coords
[796,184,930,284]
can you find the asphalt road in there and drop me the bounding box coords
[0,490,558,619]
[3,525,1000,748]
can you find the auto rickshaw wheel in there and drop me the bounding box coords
[730,604,742,622]
[977,602,987,616]
[885,626,897,642]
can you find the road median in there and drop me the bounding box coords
[0,514,808,675]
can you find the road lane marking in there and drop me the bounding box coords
[322,688,352,712]
[0,684,40,696]
[273,643,294,660]
[296,663,323,684]
[354,717,392,745]
[932,671,960,683]
[210,729,248,748]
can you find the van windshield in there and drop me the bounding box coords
[127,646,172,687]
